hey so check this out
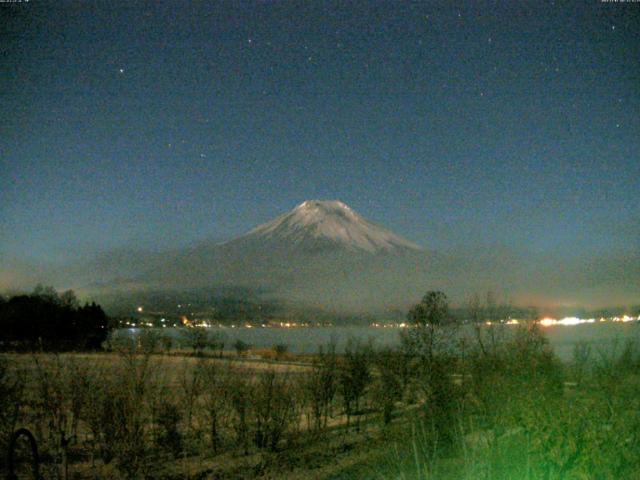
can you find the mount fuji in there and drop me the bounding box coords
[238,200,421,254]
[114,200,430,312]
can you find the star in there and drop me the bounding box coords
[118,68,124,74]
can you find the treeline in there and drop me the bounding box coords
[0,285,109,351]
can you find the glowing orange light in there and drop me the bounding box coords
[539,318,556,327]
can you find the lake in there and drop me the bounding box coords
[117,321,640,361]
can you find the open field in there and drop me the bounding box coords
[2,324,640,479]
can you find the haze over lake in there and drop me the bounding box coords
[118,322,640,360]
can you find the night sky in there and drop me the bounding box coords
[1,1,638,307]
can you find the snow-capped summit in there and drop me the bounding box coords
[243,199,421,253]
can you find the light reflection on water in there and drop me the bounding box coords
[116,321,640,360]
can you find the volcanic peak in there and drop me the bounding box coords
[244,200,421,253]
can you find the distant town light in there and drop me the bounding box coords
[558,317,581,326]
[137,306,143,313]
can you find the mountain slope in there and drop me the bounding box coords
[124,200,428,311]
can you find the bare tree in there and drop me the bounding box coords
[251,370,298,451]
[82,351,158,478]
[338,339,372,432]
[31,355,91,479]
[469,291,511,357]
[197,361,231,454]
[373,348,404,425]
[178,359,204,441]
[228,369,251,455]
[304,341,337,432]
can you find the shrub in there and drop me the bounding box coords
[273,343,289,361]
[156,401,182,457]
[179,328,208,356]
[138,328,162,354]
[160,334,173,354]
[207,331,226,357]
[468,322,564,445]
[234,340,251,357]
[0,358,24,472]
[251,370,298,451]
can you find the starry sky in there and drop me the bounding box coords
[1,1,638,307]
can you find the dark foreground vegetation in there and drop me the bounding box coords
[1,291,639,479]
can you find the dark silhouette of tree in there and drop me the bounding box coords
[402,291,454,362]
[60,289,80,309]
[402,291,459,448]
[373,348,405,425]
[408,291,450,326]
[0,286,110,351]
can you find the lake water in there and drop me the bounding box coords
[117,322,640,361]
